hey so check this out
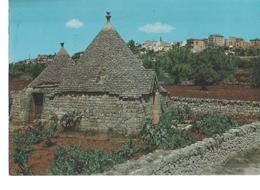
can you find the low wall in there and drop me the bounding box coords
[168,96,260,117]
[102,122,260,175]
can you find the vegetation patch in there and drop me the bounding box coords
[141,105,195,150]
[50,139,137,175]
[192,112,239,136]
[60,111,82,131]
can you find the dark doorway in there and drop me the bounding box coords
[29,93,44,122]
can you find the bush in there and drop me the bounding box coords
[191,48,237,86]
[60,111,82,131]
[9,62,48,80]
[50,139,138,175]
[192,112,238,136]
[12,121,44,146]
[43,116,59,147]
[12,145,33,175]
[141,106,195,150]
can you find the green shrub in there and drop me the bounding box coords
[162,129,195,150]
[12,129,28,146]
[26,121,44,144]
[12,145,32,175]
[50,139,138,175]
[43,117,59,147]
[12,121,44,146]
[192,112,238,136]
[141,106,195,150]
[60,111,82,131]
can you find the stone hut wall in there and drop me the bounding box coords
[10,87,56,122]
[102,122,260,175]
[10,91,24,121]
[10,89,32,122]
[42,93,154,134]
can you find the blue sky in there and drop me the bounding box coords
[9,0,260,62]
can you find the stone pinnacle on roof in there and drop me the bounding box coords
[103,11,114,31]
[29,43,75,87]
[57,42,70,57]
[106,11,111,22]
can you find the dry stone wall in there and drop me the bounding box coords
[43,93,153,134]
[168,96,260,117]
[10,89,32,122]
[102,122,260,175]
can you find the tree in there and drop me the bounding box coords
[191,48,237,87]
[164,46,193,84]
[9,63,47,80]
[127,40,139,55]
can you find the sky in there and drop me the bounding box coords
[9,0,260,62]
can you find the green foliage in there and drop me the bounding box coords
[191,48,237,86]
[12,145,33,175]
[162,129,195,150]
[139,46,244,85]
[11,116,59,175]
[141,46,193,84]
[233,47,260,57]
[60,111,82,131]
[50,139,138,175]
[192,112,238,136]
[9,63,48,80]
[71,51,84,63]
[12,121,44,145]
[127,40,141,55]
[251,57,260,87]
[11,122,42,175]
[141,106,195,150]
[43,116,59,147]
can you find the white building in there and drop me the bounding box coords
[142,37,172,52]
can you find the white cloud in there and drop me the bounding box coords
[66,18,84,29]
[138,22,174,33]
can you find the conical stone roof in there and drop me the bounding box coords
[29,43,75,87]
[55,13,157,98]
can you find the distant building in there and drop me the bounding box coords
[250,38,260,47]
[36,54,52,62]
[179,40,187,47]
[19,54,54,65]
[202,38,209,48]
[225,37,249,48]
[186,38,206,53]
[208,34,225,47]
[142,37,172,52]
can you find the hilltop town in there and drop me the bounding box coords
[11,35,260,65]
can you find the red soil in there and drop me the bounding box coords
[9,130,143,175]
[163,84,260,101]
[9,80,32,91]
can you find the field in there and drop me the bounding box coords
[9,126,144,175]
[163,85,260,101]
[9,84,260,175]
